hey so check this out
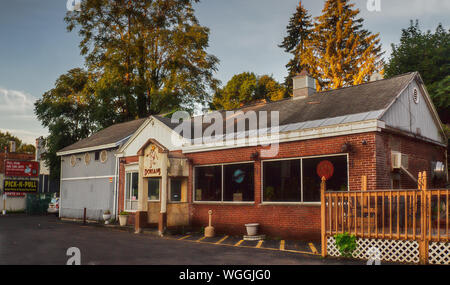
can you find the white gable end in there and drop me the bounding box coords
[381,79,445,144]
[119,117,183,157]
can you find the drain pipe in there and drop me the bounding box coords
[113,153,121,221]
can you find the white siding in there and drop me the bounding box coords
[381,80,444,144]
[121,118,182,156]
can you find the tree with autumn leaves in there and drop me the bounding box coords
[281,0,383,92]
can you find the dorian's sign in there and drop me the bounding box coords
[4,179,38,193]
[143,144,162,177]
[5,160,39,177]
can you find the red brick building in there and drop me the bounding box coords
[110,72,447,240]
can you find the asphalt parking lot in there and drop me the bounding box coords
[0,215,369,265]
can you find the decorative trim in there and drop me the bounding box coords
[61,175,115,181]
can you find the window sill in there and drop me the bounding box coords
[123,210,138,213]
[260,202,321,206]
[193,201,255,205]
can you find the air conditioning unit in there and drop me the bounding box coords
[391,152,408,169]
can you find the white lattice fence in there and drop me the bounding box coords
[428,241,450,265]
[327,236,420,264]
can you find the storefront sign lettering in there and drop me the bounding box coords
[5,160,39,177]
[4,179,38,193]
[144,168,161,176]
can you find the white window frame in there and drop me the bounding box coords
[123,167,139,213]
[193,161,255,205]
[261,153,349,206]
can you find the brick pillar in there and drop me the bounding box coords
[134,211,148,233]
[158,212,167,235]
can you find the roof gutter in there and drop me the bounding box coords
[56,143,118,156]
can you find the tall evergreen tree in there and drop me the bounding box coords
[300,0,383,91]
[385,20,450,123]
[279,1,312,94]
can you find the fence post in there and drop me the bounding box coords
[419,171,429,265]
[321,176,327,258]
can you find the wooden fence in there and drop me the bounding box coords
[321,171,449,264]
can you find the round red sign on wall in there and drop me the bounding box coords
[316,160,334,180]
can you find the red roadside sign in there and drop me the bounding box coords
[5,160,39,177]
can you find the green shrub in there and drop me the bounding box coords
[119,211,131,216]
[334,232,357,258]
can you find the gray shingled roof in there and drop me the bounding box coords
[156,72,417,138]
[58,118,147,154]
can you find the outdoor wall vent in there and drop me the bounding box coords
[413,88,419,104]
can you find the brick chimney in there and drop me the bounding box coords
[293,69,316,100]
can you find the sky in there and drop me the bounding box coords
[0,0,449,145]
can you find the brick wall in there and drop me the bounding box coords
[376,131,447,189]
[185,132,378,241]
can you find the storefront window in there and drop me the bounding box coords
[125,172,139,210]
[223,163,254,202]
[263,159,301,202]
[148,178,160,201]
[302,155,348,202]
[262,155,348,203]
[194,166,222,201]
[170,179,182,202]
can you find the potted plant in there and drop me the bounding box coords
[119,211,130,226]
[264,186,274,201]
[103,210,111,224]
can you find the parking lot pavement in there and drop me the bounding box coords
[171,233,320,255]
[0,215,368,265]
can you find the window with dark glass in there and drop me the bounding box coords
[263,159,301,202]
[148,178,160,201]
[223,163,254,202]
[170,179,182,202]
[194,166,222,201]
[302,155,348,202]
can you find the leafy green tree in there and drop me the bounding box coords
[34,68,97,179]
[0,131,36,154]
[211,73,286,110]
[279,1,312,94]
[300,0,383,91]
[385,20,450,123]
[65,0,219,120]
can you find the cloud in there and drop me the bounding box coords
[0,87,48,144]
[0,87,35,116]
[0,128,48,145]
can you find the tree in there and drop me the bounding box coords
[299,0,383,91]
[65,0,219,120]
[211,73,286,110]
[34,68,97,179]
[385,20,450,123]
[0,131,36,154]
[279,1,312,94]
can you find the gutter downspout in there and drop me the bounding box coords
[112,153,118,221]
[113,153,122,221]
[59,156,63,218]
